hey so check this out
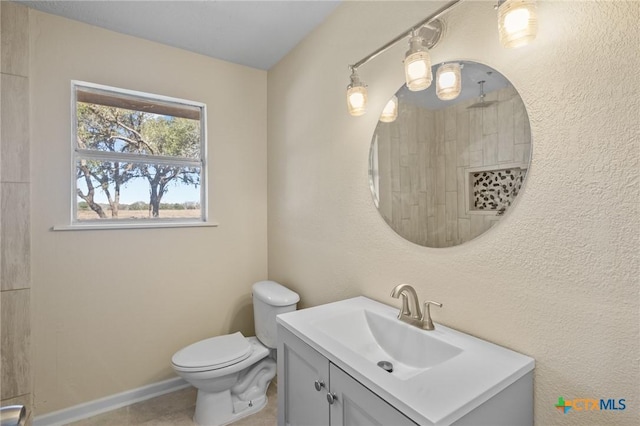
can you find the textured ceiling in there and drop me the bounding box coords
[16,0,341,70]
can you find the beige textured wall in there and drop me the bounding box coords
[30,12,268,414]
[268,1,639,425]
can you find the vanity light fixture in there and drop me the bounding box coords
[345,0,461,116]
[379,95,398,123]
[497,0,538,48]
[346,67,368,117]
[436,62,462,100]
[346,0,540,116]
[404,31,432,91]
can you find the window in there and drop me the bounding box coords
[71,81,207,226]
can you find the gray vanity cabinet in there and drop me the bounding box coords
[277,326,417,426]
[328,363,416,426]
[278,326,329,426]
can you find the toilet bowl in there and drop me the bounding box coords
[171,281,299,426]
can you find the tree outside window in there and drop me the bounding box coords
[73,82,206,224]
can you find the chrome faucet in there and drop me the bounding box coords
[390,284,442,330]
[390,284,422,322]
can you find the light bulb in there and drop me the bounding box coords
[347,87,367,116]
[379,95,398,123]
[346,69,367,116]
[404,33,432,91]
[504,7,530,33]
[436,63,462,100]
[498,0,537,48]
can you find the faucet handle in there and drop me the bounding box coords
[421,300,442,330]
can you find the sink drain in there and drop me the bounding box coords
[377,360,393,373]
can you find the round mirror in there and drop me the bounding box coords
[369,61,531,248]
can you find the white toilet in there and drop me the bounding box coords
[171,281,299,426]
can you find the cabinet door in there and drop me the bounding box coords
[278,327,330,426]
[329,364,417,426]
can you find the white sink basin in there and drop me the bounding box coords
[312,308,462,379]
[277,296,534,425]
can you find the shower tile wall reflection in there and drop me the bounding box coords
[374,86,531,247]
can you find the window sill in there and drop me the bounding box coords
[52,221,219,231]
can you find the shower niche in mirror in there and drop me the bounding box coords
[369,61,531,248]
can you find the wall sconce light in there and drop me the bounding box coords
[497,0,537,48]
[436,62,462,100]
[346,68,368,117]
[404,31,432,92]
[379,95,398,122]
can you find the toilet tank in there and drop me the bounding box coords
[252,281,299,348]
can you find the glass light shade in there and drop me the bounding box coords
[498,0,537,48]
[347,84,367,116]
[404,50,432,91]
[436,63,462,100]
[404,33,432,92]
[379,96,398,123]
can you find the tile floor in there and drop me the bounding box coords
[69,382,277,426]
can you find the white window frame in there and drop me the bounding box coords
[58,81,214,231]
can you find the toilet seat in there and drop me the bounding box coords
[171,332,252,372]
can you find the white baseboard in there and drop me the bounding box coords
[33,377,190,426]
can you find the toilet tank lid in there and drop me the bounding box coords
[253,280,300,306]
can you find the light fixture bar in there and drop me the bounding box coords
[349,0,463,71]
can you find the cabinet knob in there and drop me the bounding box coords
[326,392,337,405]
[314,379,325,391]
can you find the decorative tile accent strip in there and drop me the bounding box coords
[471,168,526,213]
